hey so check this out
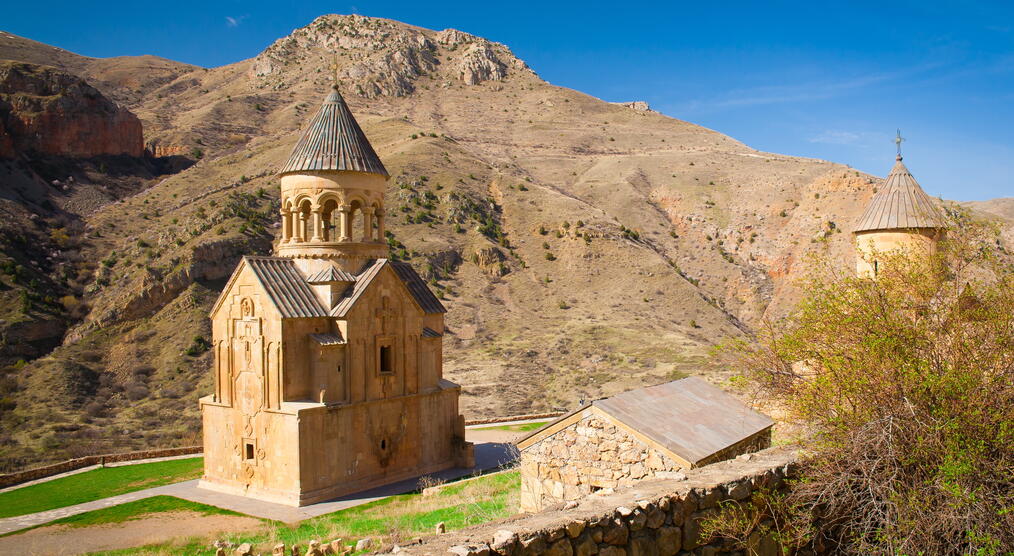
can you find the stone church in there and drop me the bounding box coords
[853,152,946,277]
[198,84,473,506]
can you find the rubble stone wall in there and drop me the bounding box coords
[397,446,800,556]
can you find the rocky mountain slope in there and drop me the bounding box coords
[0,15,1009,470]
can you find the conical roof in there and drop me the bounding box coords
[854,156,946,233]
[279,87,388,177]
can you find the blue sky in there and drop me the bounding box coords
[5,1,1013,200]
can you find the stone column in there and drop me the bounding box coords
[296,212,307,242]
[376,207,385,241]
[362,207,375,241]
[310,206,323,242]
[279,209,290,242]
[338,205,351,242]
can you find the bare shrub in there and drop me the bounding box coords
[720,214,1014,554]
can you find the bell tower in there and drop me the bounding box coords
[276,82,389,275]
[853,136,946,278]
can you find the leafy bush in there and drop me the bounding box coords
[722,216,1014,554]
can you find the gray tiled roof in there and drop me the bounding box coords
[422,327,442,338]
[854,156,946,233]
[278,87,389,177]
[592,377,773,465]
[309,332,345,345]
[331,259,446,318]
[245,256,327,319]
[390,261,446,315]
[306,265,356,284]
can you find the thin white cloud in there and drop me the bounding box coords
[809,130,890,148]
[225,15,249,28]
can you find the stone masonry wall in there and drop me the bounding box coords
[393,446,800,556]
[520,413,687,512]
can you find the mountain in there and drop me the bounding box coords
[0,15,1010,470]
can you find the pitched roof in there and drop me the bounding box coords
[309,332,345,345]
[278,87,389,177]
[854,156,946,233]
[422,327,442,338]
[306,265,356,284]
[245,256,327,318]
[517,377,773,466]
[389,261,446,315]
[331,259,447,317]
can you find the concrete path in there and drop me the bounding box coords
[0,438,518,535]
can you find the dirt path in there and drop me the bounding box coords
[0,511,264,555]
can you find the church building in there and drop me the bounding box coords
[853,150,946,277]
[198,83,473,506]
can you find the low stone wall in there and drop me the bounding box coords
[392,446,799,556]
[0,445,202,489]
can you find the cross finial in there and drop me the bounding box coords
[895,129,905,160]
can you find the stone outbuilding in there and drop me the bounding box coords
[516,377,773,512]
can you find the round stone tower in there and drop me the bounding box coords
[275,84,390,275]
[853,153,946,277]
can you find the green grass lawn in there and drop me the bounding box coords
[473,420,550,432]
[0,457,204,519]
[87,470,521,556]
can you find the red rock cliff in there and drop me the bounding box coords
[0,61,144,158]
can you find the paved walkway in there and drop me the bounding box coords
[0,434,519,535]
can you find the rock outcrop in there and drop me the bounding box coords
[0,61,144,158]
[247,15,530,97]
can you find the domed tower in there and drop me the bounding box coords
[853,149,946,277]
[276,84,389,275]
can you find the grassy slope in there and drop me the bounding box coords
[85,471,520,555]
[0,457,203,518]
[473,420,550,432]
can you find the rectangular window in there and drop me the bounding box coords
[244,441,255,461]
[380,345,393,375]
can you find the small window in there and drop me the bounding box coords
[244,441,255,461]
[380,439,387,451]
[380,345,393,374]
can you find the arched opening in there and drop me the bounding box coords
[320,198,339,242]
[349,200,365,242]
[296,199,312,242]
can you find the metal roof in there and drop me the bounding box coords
[390,261,447,315]
[331,259,386,317]
[309,332,345,345]
[245,256,327,319]
[422,327,442,338]
[331,259,447,318]
[854,156,946,233]
[278,87,389,177]
[306,265,356,284]
[592,377,773,465]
